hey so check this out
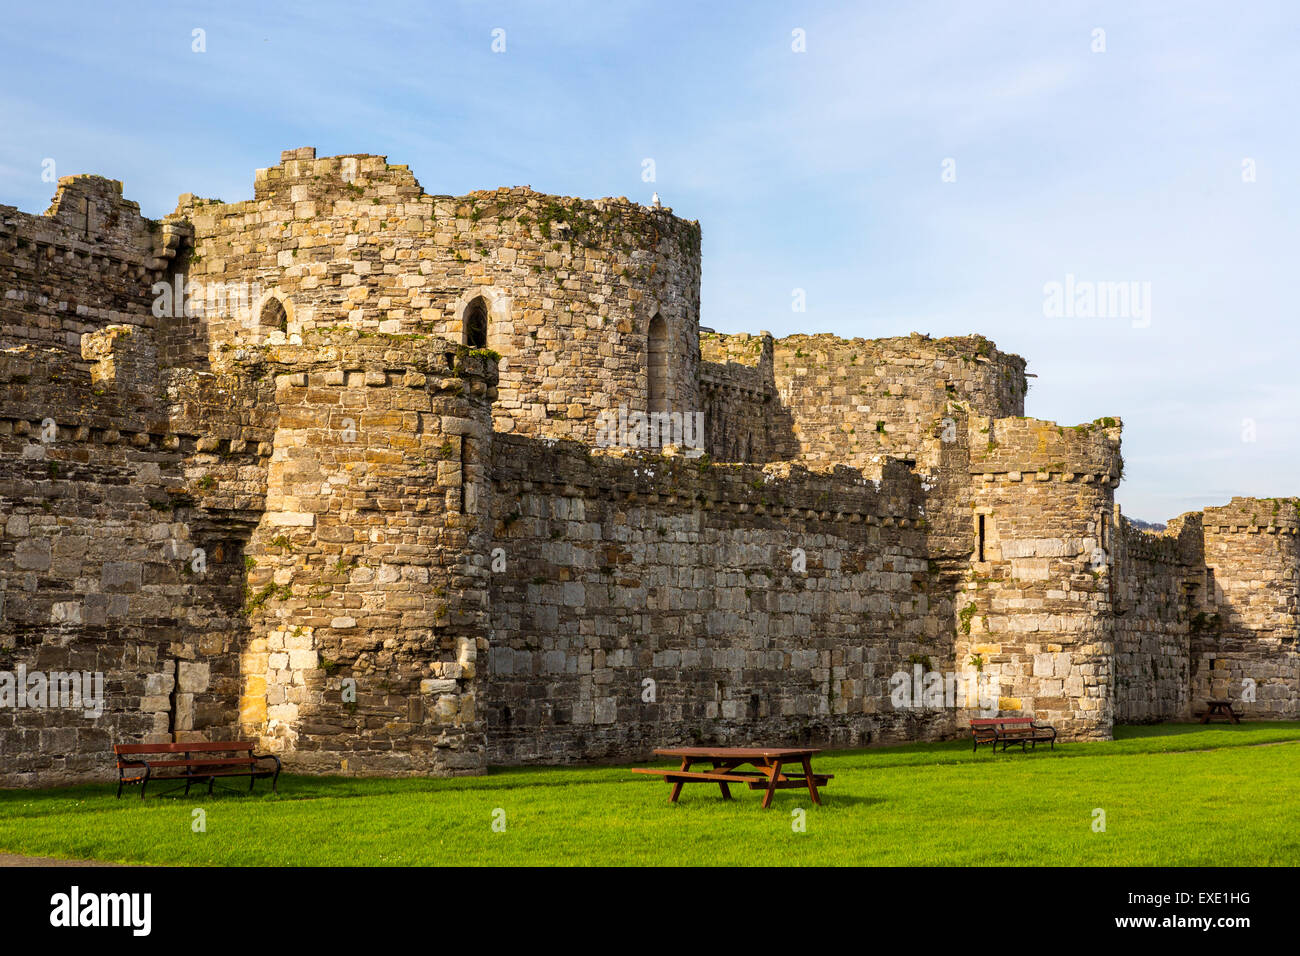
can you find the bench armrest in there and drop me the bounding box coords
[252,752,281,772]
[116,757,151,776]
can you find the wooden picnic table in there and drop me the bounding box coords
[632,746,831,809]
[1200,699,1241,724]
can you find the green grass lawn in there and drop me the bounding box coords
[2,723,1297,866]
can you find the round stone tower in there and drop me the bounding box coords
[958,415,1124,740]
[174,148,703,449]
[237,330,496,775]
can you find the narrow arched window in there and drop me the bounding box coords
[259,296,287,332]
[647,313,668,413]
[464,297,488,348]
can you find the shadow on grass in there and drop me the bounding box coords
[658,791,886,810]
[3,722,1296,810]
[1112,722,1251,740]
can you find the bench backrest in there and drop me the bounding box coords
[969,718,1034,728]
[115,741,255,756]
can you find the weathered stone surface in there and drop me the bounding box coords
[0,151,1294,787]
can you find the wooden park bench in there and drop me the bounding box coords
[632,746,832,808]
[970,717,1057,753]
[114,741,281,798]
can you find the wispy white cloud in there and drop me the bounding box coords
[0,0,1295,520]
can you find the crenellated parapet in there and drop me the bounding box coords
[0,177,188,360]
[968,415,1122,482]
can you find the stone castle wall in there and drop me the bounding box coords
[1110,514,1201,723]
[485,440,953,763]
[0,343,247,786]
[1,149,1297,787]
[0,324,501,784]
[1194,499,1300,719]
[769,333,1027,470]
[698,331,780,462]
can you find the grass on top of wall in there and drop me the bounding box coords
[1,723,1297,867]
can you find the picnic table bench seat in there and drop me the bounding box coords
[969,717,1056,753]
[114,741,281,798]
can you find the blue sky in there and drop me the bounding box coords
[2,0,1296,521]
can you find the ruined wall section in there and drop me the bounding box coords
[698,330,781,462]
[0,176,186,360]
[1111,512,1201,722]
[0,331,257,786]
[958,416,1122,739]
[485,442,955,764]
[0,177,229,787]
[770,333,1026,471]
[1194,498,1300,719]
[174,148,701,448]
[235,332,497,776]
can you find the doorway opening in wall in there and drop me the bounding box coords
[464,297,488,348]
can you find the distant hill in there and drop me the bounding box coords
[1126,517,1168,532]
